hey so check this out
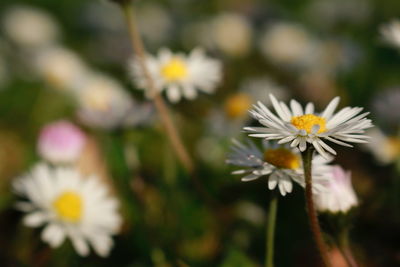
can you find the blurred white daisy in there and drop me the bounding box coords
[75,73,151,129]
[209,13,252,57]
[380,20,400,49]
[314,165,358,213]
[182,13,252,58]
[259,22,317,68]
[245,94,373,159]
[226,139,331,196]
[363,128,400,165]
[2,5,59,47]
[13,163,121,257]
[34,46,89,91]
[129,48,222,103]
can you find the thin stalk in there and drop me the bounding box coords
[337,229,359,267]
[119,1,194,173]
[301,147,332,267]
[266,192,278,267]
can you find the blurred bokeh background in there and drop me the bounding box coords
[0,0,400,266]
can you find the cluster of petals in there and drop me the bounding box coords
[244,94,372,159]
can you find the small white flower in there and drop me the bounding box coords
[226,139,331,196]
[245,94,373,159]
[13,163,122,257]
[380,20,400,49]
[129,48,222,103]
[314,165,358,213]
[2,6,59,47]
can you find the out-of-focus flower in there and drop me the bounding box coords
[13,163,121,257]
[38,120,86,164]
[182,13,252,58]
[364,128,400,165]
[259,22,316,67]
[380,20,400,49]
[372,88,400,127]
[75,73,151,129]
[226,139,330,196]
[2,6,59,47]
[34,47,89,91]
[209,13,252,57]
[207,76,288,138]
[130,48,222,103]
[314,165,358,213]
[245,94,373,159]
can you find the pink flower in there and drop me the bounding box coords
[314,165,358,213]
[38,120,86,164]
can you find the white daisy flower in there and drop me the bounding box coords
[314,165,358,213]
[244,94,373,159]
[129,47,222,103]
[380,20,400,49]
[2,5,59,48]
[226,139,331,196]
[13,163,122,257]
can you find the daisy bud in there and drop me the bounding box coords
[314,165,358,213]
[37,120,86,164]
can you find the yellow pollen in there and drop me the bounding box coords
[53,191,82,222]
[161,58,188,82]
[224,93,252,119]
[264,148,300,169]
[291,114,327,134]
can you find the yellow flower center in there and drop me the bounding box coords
[53,191,82,222]
[291,114,327,134]
[264,148,300,169]
[161,58,188,82]
[224,93,252,119]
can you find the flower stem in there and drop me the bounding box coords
[119,1,194,173]
[337,229,359,267]
[301,146,332,267]
[266,192,278,267]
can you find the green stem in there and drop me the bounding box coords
[301,146,332,267]
[337,229,359,267]
[118,0,194,173]
[266,192,278,267]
